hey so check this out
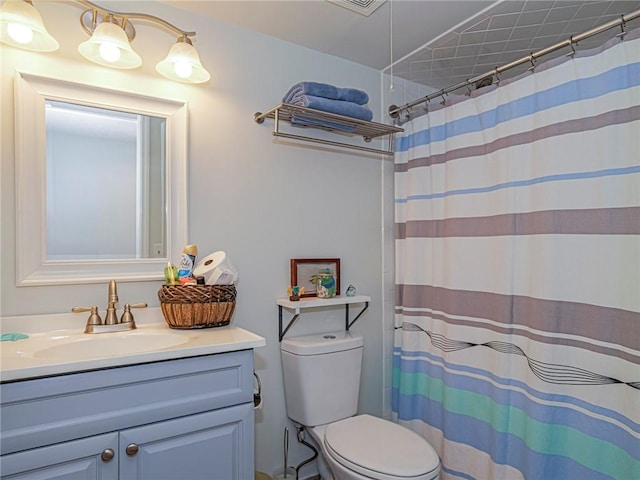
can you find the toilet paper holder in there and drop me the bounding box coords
[254,371,262,409]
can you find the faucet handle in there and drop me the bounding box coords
[120,304,135,325]
[129,303,148,309]
[72,305,102,326]
[120,303,147,326]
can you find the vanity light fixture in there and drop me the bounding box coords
[0,0,59,52]
[0,0,211,84]
[77,1,210,83]
[156,35,210,84]
[78,13,142,69]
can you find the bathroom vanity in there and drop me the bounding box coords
[0,310,265,479]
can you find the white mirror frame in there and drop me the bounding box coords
[14,71,188,286]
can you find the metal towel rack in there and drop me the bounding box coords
[254,103,404,156]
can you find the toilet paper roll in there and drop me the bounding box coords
[193,251,238,285]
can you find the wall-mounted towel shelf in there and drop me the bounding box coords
[254,103,403,156]
[277,295,370,341]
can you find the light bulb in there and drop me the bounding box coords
[156,37,210,84]
[99,41,121,63]
[7,22,33,44]
[174,60,192,79]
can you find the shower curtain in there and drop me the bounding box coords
[392,30,640,480]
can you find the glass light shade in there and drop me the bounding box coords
[0,0,58,52]
[78,21,142,69]
[156,39,210,84]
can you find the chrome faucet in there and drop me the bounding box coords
[72,280,147,334]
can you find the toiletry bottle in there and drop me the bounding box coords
[164,262,179,285]
[178,244,198,279]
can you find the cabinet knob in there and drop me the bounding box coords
[125,443,139,456]
[101,448,115,462]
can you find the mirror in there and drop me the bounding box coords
[45,101,166,260]
[15,72,187,286]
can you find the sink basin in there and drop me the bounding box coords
[33,332,189,359]
[4,328,191,361]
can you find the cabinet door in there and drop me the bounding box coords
[119,403,253,480]
[0,433,118,480]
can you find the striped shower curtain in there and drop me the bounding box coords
[392,30,640,480]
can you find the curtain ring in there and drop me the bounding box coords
[404,106,413,121]
[616,16,627,38]
[567,37,576,57]
[465,81,473,96]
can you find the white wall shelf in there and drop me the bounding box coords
[276,294,370,341]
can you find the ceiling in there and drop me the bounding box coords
[167,0,640,91]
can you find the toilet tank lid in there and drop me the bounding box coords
[281,331,363,355]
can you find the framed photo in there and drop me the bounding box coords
[290,258,341,298]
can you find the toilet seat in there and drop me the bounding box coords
[323,415,440,480]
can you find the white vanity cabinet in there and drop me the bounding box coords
[0,349,255,480]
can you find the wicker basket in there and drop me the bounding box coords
[158,285,237,329]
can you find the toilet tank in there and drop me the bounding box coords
[281,331,363,427]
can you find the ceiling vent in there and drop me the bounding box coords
[325,0,386,17]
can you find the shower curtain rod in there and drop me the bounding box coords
[388,8,640,121]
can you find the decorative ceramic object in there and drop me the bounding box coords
[312,268,337,298]
[346,284,356,296]
[287,285,305,301]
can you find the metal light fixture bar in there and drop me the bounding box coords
[77,0,195,40]
[75,0,196,40]
[79,9,136,42]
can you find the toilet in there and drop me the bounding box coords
[281,331,440,480]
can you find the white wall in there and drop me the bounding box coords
[0,1,394,477]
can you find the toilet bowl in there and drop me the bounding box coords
[308,415,440,480]
[280,332,441,480]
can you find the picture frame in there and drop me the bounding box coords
[290,258,341,298]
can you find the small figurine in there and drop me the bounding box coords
[346,284,356,297]
[287,285,305,301]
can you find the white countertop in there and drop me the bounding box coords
[0,308,265,382]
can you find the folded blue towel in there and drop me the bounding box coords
[291,115,356,133]
[1,333,29,342]
[287,94,373,122]
[283,82,369,105]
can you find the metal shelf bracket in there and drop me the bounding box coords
[346,302,369,331]
[279,306,300,342]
